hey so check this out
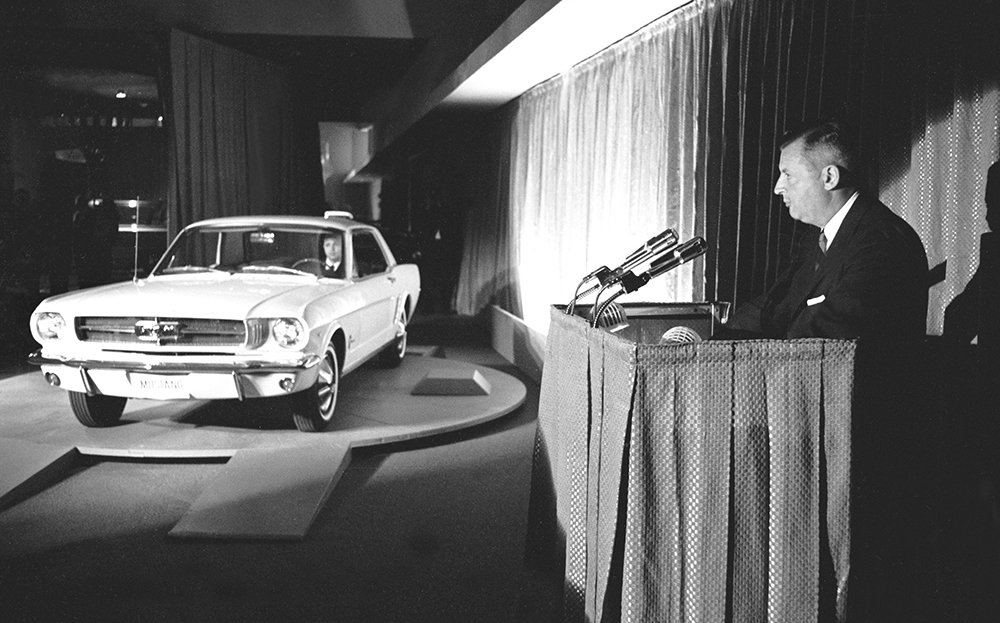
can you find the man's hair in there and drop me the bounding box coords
[780,120,857,182]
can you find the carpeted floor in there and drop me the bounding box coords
[0,313,561,623]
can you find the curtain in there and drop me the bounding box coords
[879,0,1000,335]
[522,8,710,335]
[458,3,715,332]
[457,0,1000,336]
[0,99,14,291]
[455,103,522,317]
[533,306,857,622]
[166,30,322,237]
[884,90,1000,335]
[457,0,868,334]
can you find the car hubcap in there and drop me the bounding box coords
[395,315,407,357]
[316,351,338,420]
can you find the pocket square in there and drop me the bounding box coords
[807,294,826,306]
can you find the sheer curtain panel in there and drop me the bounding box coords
[474,3,714,333]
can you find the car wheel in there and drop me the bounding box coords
[292,341,340,432]
[378,304,408,368]
[68,391,127,427]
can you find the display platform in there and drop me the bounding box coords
[0,356,527,539]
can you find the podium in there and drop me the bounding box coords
[530,305,856,623]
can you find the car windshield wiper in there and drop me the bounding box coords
[238,265,314,277]
[158,265,228,275]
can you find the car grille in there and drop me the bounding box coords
[76,317,250,347]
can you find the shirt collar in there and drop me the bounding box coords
[822,191,859,248]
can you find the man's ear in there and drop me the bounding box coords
[823,165,841,190]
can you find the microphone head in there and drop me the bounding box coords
[590,302,629,332]
[658,325,702,345]
[621,228,679,270]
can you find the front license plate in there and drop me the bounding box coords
[128,373,189,399]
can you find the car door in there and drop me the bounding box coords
[348,229,397,360]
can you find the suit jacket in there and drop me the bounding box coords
[726,192,928,345]
[321,261,343,279]
[726,194,933,620]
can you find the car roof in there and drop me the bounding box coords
[183,214,368,232]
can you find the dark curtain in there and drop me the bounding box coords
[165,29,322,237]
[0,99,12,234]
[455,101,521,317]
[705,0,909,308]
[0,97,14,290]
[707,0,1000,329]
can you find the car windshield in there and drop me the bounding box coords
[153,225,345,277]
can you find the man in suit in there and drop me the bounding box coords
[724,120,928,345]
[320,233,344,278]
[725,120,936,621]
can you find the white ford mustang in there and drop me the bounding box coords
[28,213,421,432]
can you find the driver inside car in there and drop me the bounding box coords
[321,233,344,278]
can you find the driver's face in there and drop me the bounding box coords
[323,237,342,263]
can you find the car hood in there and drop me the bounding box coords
[37,274,344,319]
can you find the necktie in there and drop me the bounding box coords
[814,231,828,272]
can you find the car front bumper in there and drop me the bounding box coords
[28,350,323,401]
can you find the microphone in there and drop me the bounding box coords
[589,236,708,328]
[620,228,680,271]
[659,325,702,345]
[590,302,629,333]
[567,227,679,314]
[616,237,708,294]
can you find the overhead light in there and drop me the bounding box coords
[115,90,127,99]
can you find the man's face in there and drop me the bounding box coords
[323,237,342,263]
[774,139,829,227]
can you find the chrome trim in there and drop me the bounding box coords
[78,365,97,396]
[232,371,245,401]
[76,316,248,347]
[28,350,321,374]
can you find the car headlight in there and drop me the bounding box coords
[272,318,306,348]
[35,312,67,340]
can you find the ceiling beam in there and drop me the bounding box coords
[362,0,691,175]
[441,0,692,107]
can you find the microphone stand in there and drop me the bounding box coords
[567,266,613,316]
[591,281,627,328]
